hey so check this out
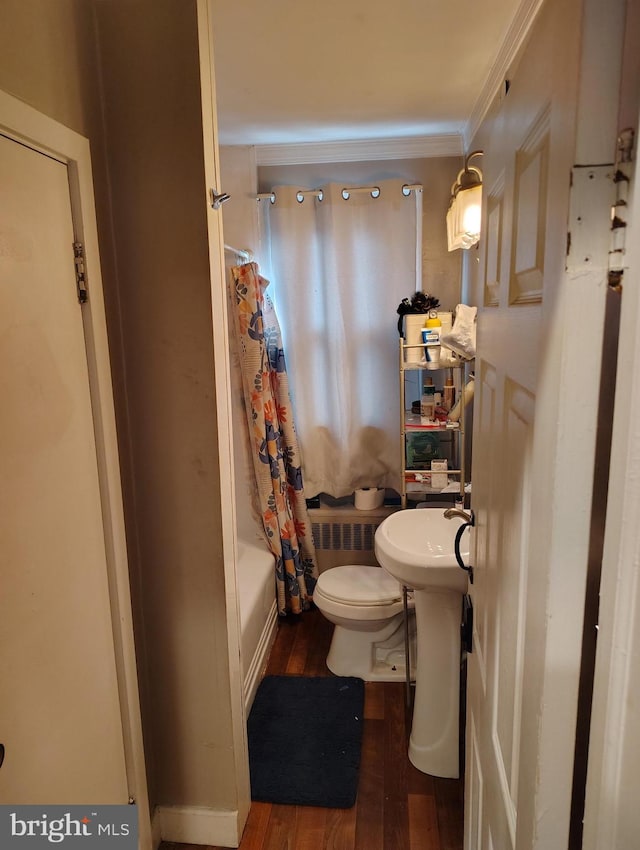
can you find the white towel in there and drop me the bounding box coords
[441,303,477,360]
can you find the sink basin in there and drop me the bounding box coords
[374,507,472,778]
[375,507,470,592]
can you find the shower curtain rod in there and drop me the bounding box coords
[256,183,422,203]
[224,244,254,262]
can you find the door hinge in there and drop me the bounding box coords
[567,166,616,272]
[607,131,635,283]
[73,241,88,304]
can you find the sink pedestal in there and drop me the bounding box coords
[409,588,462,778]
[373,507,470,780]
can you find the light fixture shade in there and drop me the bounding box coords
[447,184,482,252]
[446,201,464,251]
[446,151,483,251]
[459,184,482,242]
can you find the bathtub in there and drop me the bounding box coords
[237,536,278,712]
[227,295,279,710]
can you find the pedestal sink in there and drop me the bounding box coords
[374,508,470,778]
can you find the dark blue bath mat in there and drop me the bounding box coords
[247,674,365,808]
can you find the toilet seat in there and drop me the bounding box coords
[314,565,409,623]
[316,565,402,607]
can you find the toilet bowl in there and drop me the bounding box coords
[314,564,416,682]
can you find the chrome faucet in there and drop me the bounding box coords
[444,506,473,522]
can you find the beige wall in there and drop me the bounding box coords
[93,0,237,810]
[0,0,99,138]
[258,156,462,310]
[0,0,239,816]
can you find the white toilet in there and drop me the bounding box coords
[314,564,416,681]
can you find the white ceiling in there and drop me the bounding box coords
[211,0,531,149]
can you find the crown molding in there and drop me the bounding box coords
[464,0,545,148]
[254,134,463,166]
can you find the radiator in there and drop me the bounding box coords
[309,509,399,572]
[312,521,381,551]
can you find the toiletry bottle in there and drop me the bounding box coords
[443,376,455,412]
[434,388,448,422]
[423,311,441,344]
[421,383,436,423]
[422,311,442,366]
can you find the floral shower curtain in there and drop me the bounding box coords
[230,262,317,616]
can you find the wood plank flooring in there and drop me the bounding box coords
[161,607,464,850]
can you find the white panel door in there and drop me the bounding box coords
[0,133,129,802]
[463,0,589,847]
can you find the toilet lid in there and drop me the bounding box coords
[316,565,402,606]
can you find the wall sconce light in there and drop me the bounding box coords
[446,150,484,251]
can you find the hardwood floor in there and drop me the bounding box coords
[161,607,464,850]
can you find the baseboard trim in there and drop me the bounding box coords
[244,600,279,713]
[151,809,162,849]
[153,805,241,848]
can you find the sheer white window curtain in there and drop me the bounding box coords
[261,179,421,498]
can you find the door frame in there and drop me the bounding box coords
[0,89,151,848]
[581,113,640,847]
[196,0,253,838]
